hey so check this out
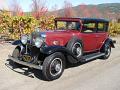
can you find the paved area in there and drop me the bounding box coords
[0,37,120,90]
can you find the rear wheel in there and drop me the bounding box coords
[101,43,111,59]
[42,52,65,81]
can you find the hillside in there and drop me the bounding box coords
[52,3,120,19]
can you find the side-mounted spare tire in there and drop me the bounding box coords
[66,37,83,64]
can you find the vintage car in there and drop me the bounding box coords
[9,17,115,81]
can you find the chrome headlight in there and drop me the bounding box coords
[35,37,44,48]
[21,35,28,44]
[41,33,46,38]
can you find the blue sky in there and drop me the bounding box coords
[1,0,120,11]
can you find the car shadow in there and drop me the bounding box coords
[66,58,97,69]
[6,58,97,81]
[5,59,45,81]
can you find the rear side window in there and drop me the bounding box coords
[97,23,108,32]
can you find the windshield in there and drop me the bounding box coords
[55,21,80,30]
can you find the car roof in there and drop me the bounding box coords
[55,17,109,23]
[80,18,109,22]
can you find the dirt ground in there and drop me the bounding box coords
[0,37,120,90]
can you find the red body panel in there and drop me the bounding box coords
[80,33,97,52]
[96,32,109,50]
[44,17,109,53]
[46,30,79,46]
[45,30,108,53]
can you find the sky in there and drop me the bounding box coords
[0,0,120,12]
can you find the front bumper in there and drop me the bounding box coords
[8,55,43,70]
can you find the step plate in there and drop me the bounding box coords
[82,52,105,62]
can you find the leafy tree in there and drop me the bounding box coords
[63,0,76,17]
[9,0,24,16]
[31,0,48,19]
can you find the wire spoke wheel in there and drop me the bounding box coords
[49,58,62,76]
[100,43,111,59]
[72,42,82,57]
[105,45,111,57]
[42,52,65,81]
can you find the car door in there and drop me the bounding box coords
[81,21,97,52]
[96,22,109,49]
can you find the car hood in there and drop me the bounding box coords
[31,30,80,46]
[44,30,80,46]
[31,30,80,38]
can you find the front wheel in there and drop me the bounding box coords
[12,48,23,67]
[42,52,65,81]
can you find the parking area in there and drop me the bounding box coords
[0,37,120,90]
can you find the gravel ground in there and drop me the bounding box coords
[0,37,120,90]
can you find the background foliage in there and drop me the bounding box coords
[0,11,55,39]
[0,10,120,40]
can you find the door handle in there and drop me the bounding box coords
[95,35,100,37]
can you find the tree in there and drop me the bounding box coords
[9,0,24,16]
[51,4,58,17]
[31,0,48,19]
[0,10,11,35]
[63,0,76,17]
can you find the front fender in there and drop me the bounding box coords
[40,46,78,60]
[12,40,22,45]
[15,44,24,52]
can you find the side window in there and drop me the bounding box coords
[97,23,107,32]
[56,21,80,30]
[67,22,76,30]
[66,22,80,30]
[82,21,96,33]
[57,21,67,29]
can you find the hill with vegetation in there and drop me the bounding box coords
[51,3,120,19]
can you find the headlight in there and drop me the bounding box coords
[41,33,46,38]
[35,37,44,48]
[21,35,28,44]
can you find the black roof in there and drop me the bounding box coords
[55,17,109,22]
[80,18,109,22]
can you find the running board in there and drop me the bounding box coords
[81,52,105,62]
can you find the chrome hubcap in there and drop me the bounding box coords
[105,46,111,57]
[77,47,81,55]
[72,42,82,57]
[50,58,62,76]
[55,64,61,72]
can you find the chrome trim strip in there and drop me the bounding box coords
[85,53,105,61]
